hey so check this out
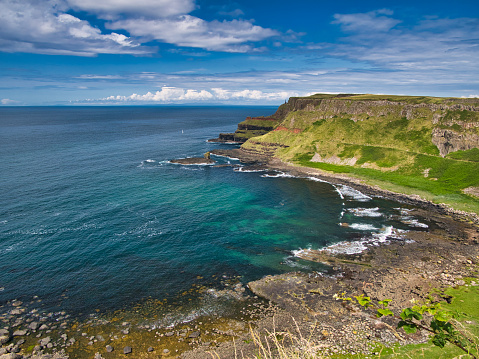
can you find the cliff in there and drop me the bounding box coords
[236,94,479,213]
[208,116,281,143]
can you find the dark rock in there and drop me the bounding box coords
[188,331,200,338]
[96,335,105,341]
[39,336,51,346]
[0,353,22,359]
[170,157,215,165]
[0,335,10,345]
[12,330,27,337]
[147,346,154,352]
[123,346,132,354]
[28,322,39,331]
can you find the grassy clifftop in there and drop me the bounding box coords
[241,94,479,213]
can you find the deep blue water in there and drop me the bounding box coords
[0,106,428,318]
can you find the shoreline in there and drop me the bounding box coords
[210,148,479,225]
[2,148,478,359]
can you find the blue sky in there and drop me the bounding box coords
[0,0,478,105]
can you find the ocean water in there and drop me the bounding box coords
[0,106,428,320]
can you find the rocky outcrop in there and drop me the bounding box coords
[208,117,281,143]
[432,128,479,157]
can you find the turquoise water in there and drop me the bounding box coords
[0,106,428,318]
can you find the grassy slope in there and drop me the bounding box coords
[241,94,479,213]
[367,281,479,359]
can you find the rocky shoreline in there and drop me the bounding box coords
[178,147,479,358]
[2,148,478,359]
[210,148,479,225]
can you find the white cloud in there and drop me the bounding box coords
[1,98,19,105]
[99,87,297,103]
[0,0,278,55]
[0,0,150,56]
[66,0,195,19]
[332,9,401,33]
[77,75,124,80]
[108,16,278,52]
[328,11,479,76]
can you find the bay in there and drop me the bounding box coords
[0,106,427,319]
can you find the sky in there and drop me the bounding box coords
[0,0,478,106]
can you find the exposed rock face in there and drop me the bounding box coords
[274,96,479,121]
[432,128,479,157]
[261,94,479,158]
[208,117,281,143]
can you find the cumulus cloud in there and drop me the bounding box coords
[108,16,278,52]
[66,0,195,19]
[0,0,149,56]
[1,98,19,105]
[100,87,297,103]
[0,0,278,56]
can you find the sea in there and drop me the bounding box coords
[0,106,430,325]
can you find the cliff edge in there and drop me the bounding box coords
[218,94,479,214]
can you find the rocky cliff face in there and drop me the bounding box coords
[432,129,479,157]
[267,94,479,157]
[209,116,281,143]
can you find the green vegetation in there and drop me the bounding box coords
[241,93,479,213]
[337,288,479,358]
[447,148,479,162]
[294,93,479,105]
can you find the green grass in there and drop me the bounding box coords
[368,283,479,359]
[447,148,479,162]
[241,95,479,213]
[238,119,280,128]
[292,93,479,105]
[293,153,479,213]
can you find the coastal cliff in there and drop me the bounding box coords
[225,94,479,214]
[208,116,281,143]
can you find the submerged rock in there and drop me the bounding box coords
[170,157,216,165]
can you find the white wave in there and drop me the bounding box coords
[323,241,369,255]
[349,223,380,231]
[295,226,402,256]
[348,207,383,217]
[304,176,329,184]
[402,219,429,228]
[210,154,240,160]
[282,257,311,270]
[261,172,296,178]
[371,225,394,243]
[233,167,265,173]
[331,184,345,199]
[337,185,371,202]
[145,159,156,163]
